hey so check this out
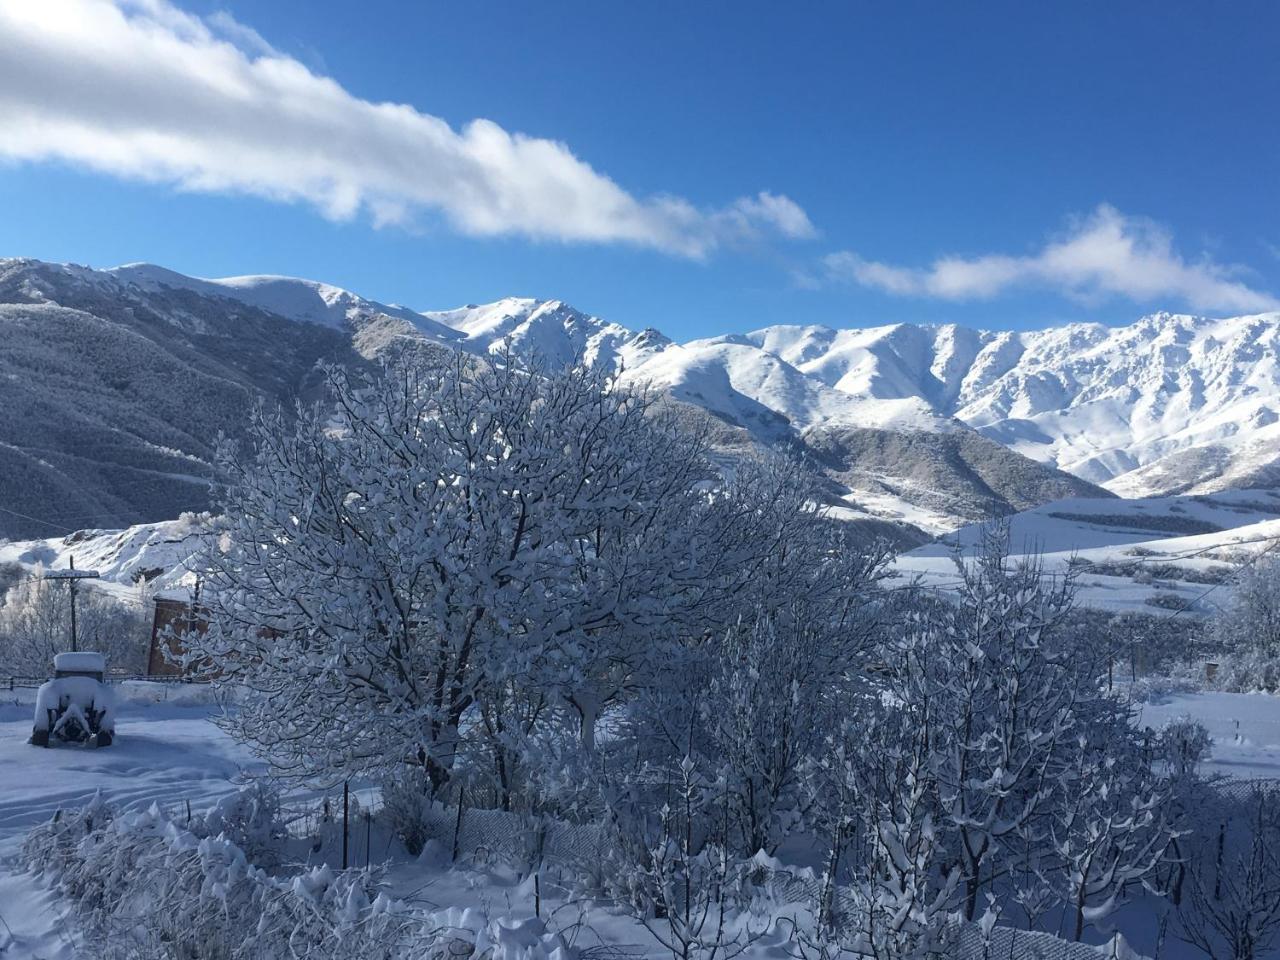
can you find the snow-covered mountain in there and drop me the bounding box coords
[3,257,1276,543]
[107,262,466,343]
[750,314,1280,498]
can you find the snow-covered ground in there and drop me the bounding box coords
[0,685,252,957]
[3,684,1279,958]
[0,687,763,960]
[895,487,1280,611]
[0,685,247,849]
[1138,690,1280,781]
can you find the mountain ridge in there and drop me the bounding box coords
[5,257,1275,541]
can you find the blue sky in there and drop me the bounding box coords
[1,1,1277,339]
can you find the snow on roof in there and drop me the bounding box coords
[53,652,106,673]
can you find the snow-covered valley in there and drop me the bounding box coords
[896,487,1280,612]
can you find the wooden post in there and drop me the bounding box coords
[69,555,78,653]
[342,780,350,870]
[44,560,100,656]
[452,784,465,862]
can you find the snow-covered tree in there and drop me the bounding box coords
[602,456,890,859]
[1052,739,1178,940]
[851,705,957,958]
[1211,552,1280,690]
[1177,785,1280,960]
[910,529,1079,921]
[633,756,766,960]
[186,354,785,792]
[857,528,1178,935]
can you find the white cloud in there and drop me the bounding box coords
[0,0,812,259]
[724,192,817,240]
[825,205,1279,313]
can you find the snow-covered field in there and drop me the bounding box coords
[1138,691,1280,781]
[895,487,1280,611]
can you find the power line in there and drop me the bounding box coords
[0,497,211,533]
[0,504,78,533]
[1157,537,1280,622]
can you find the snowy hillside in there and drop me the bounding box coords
[108,262,466,343]
[0,258,1109,538]
[895,487,1280,612]
[0,259,373,539]
[0,514,211,601]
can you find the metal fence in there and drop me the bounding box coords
[1205,775,1280,803]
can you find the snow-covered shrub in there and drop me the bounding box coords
[195,781,286,869]
[1176,784,1280,960]
[1126,667,1202,703]
[428,908,576,960]
[608,756,768,960]
[22,799,441,959]
[21,790,116,887]
[380,766,434,856]
[807,703,958,958]
[1155,716,1211,782]
[1212,552,1280,658]
[1206,648,1280,693]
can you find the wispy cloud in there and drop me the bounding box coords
[0,0,814,258]
[825,205,1279,313]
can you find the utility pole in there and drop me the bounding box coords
[44,556,101,653]
[69,556,77,652]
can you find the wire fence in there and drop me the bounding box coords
[2,673,207,691]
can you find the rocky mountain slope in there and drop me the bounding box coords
[0,259,383,541]
[12,257,1275,542]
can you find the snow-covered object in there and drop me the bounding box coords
[53,651,106,676]
[32,675,115,735]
